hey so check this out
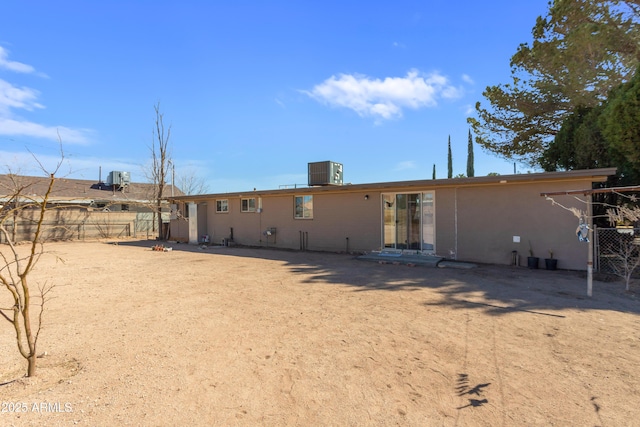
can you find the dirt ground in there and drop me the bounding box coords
[1,240,639,426]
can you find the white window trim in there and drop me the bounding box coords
[241,198,257,213]
[294,195,313,219]
[216,199,229,213]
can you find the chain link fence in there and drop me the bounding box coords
[134,212,156,239]
[595,227,640,277]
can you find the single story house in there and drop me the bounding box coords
[0,171,182,242]
[168,167,618,270]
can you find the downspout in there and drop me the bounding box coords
[454,188,458,260]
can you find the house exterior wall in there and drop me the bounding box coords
[197,202,208,242]
[170,170,612,271]
[201,192,381,253]
[170,217,189,242]
[434,188,456,259]
[435,181,587,269]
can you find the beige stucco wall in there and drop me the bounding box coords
[170,173,605,270]
[170,217,189,242]
[198,192,382,253]
[435,181,588,270]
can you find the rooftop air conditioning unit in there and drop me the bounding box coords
[308,161,343,186]
[107,171,131,187]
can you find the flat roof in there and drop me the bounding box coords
[170,167,618,202]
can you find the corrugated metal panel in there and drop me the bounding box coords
[107,171,131,186]
[308,161,343,186]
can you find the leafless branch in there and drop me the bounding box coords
[0,142,65,376]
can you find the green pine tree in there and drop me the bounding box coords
[432,164,436,179]
[467,129,475,177]
[468,0,640,166]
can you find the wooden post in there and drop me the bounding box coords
[539,181,640,296]
[587,193,593,297]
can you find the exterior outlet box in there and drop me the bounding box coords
[308,161,343,186]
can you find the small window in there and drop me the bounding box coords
[241,198,256,212]
[216,199,229,213]
[294,195,313,219]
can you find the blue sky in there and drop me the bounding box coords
[1,0,550,193]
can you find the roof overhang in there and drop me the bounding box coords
[169,168,618,202]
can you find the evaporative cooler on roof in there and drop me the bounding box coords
[308,161,343,186]
[107,171,131,188]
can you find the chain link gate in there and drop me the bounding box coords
[595,227,640,276]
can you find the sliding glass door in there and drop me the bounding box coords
[382,192,435,253]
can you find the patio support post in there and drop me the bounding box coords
[587,193,593,297]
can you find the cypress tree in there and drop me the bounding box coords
[447,135,453,178]
[432,164,436,179]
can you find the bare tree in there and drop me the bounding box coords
[149,102,172,239]
[605,204,640,291]
[177,166,210,195]
[606,204,640,225]
[0,154,63,377]
[603,232,640,291]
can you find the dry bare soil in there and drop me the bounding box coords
[1,240,639,426]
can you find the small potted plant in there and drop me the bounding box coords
[545,250,558,270]
[527,242,539,269]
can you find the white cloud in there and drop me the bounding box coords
[462,74,474,85]
[305,69,463,121]
[0,118,91,144]
[394,160,417,171]
[464,104,475,116]
[0,79,44,114]
[0,46,37,74]
[0,48,92,145]
[0,149,140,180]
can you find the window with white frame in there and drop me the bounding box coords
[241,198,256,212]
[294,195,313,219]
[216,199,229,213]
